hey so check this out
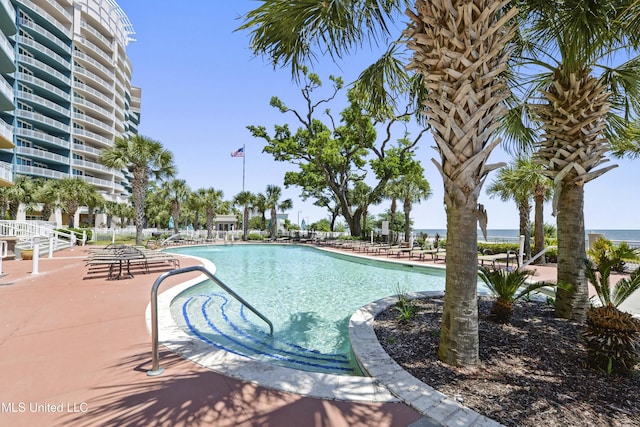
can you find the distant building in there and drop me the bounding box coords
[0,0,140,223]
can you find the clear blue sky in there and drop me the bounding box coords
[116,0,638,230]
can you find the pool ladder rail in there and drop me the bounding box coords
[147,265,274,376]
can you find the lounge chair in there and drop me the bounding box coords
[477,249,517,268]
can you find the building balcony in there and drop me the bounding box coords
[0,0,16,37]
[18,72,70,103]
[16,128,70,150]
[79,21,112,52]
[72,142,102,157]
[0,160,13,187]
[0,119,13,149]
[18,18,70,55]
[75,35,113,67]
[72,158,114,174]
[20,0,72,40]
[73,111,114,134]
[17,34,70,71]
[16,109,70,134]
[73,81,112,106]
[0,76,13,111]
[18,91,70,118]
[74,67,113,95]
[72,128,112,147]
[77,174,113,189]
[0,32,15,73]
[16,146,69,165]
[15,164,68,180]
[74,48,115,82]
[18,54,71,87]
[73,96,112,121]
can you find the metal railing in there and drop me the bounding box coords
[147,265,273,376]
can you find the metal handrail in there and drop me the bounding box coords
[520,246,557,270]
[147,265,274,376]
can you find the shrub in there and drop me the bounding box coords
[582,257,640,374]
[247,233,265,241]
[477,242,520,255]
[582,305,640,373]
[394,285,417,323]
[478,266,553,323]
[588,237,639,273]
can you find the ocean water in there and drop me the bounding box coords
[415,229,640,243]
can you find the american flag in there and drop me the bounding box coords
[231,147,245,157]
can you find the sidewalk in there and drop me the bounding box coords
[0,247,422,427]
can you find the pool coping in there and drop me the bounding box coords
[146,254,398,403]
[349,291,502,426]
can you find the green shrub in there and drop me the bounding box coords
[247,233,265,241]
[582,256,640,374]
[477,242,520,255]
[394,285,417,323]
[478,266,552,323]
[582,305,640,373]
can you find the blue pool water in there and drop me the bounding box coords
[167,244,458,375]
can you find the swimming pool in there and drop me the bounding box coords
[168,244,455,376]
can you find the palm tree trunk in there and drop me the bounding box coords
[270,208,276,238]
[438,202,479,366]
[518,201,531,260]
[533,193,545,264]
[555,181,588,321]
[243,207,249,240]
[133,184,146,246]
[404,199,411,242]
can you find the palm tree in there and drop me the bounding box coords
[395,171,432,243]
[55,178,99,228]
[159,179,190,234]
[486,158,534,260]
[383,181,402,244]
[5,176,34,220]
[264,185,292,238]
[31,178,59,222]
[199,188,224,240]
[233,191,255,241]
[350,182,374,239]
[100,135,176,245]
[253,193,268,231]
[511,1,640,320]
[241,0,518,366]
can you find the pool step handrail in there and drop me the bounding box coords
[147,265,274,376]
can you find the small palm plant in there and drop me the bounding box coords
[478,266,549,323]
[582,258,640,373]
[587,237,639,273]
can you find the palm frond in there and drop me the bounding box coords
[239,0,407,76]
[612,270,640,307]
[351,43,412,120]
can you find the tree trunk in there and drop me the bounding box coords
[404,199,412,242]
[533,193,545,264]
[243,207,249,240]
[555,181,588,321]
[518,200,531,260]
[438,202,479,366]
[270,208,276,238]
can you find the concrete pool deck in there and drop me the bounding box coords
[0,245,424,427]
[0,242,637,426]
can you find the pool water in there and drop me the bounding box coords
[168,244,454,375]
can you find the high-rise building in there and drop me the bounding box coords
[0,0,140,209]
[0,0,16,187]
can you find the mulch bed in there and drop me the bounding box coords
[373,296,640,426]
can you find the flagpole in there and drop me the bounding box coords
[242,144,245,192]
